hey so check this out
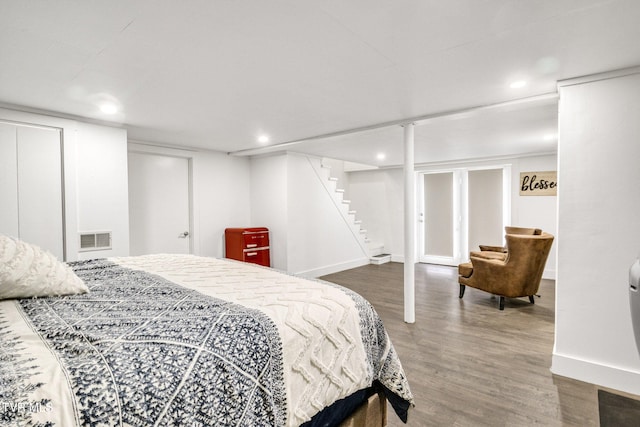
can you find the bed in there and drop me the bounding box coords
[0,236,413,426]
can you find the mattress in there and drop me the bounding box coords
[0,254,413,426]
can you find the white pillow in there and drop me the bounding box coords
[0,235,88,300]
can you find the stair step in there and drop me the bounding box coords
[370,253,391,265]
[348,210,356,215]
[336,188,345,193]
[342,199,351,204]
[359,229,367,234]
[354,220,362,224]
[321,164,332,169]
[328,177,338,181]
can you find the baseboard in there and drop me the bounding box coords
[542,268,556,280]
[388,257,557,280]
[551,353,640,397]
[296,257,370,278]
[391,254,404,263]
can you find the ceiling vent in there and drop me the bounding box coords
[79,232,112,252]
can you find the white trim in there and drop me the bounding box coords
[294,257,370,278]
[392,254,405,263]
[420,255,457,267]
[551,353,640,396]
[542,268,556,281]
[0,101,127,132]
[557,65,640,88]
[228,93,558,158]
[502,166,512,239]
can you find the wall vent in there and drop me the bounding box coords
[79,232,112,252]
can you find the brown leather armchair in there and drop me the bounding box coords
[458,230,554,310]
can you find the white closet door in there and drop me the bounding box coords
[0,124,19,237]
[16,126,64,260]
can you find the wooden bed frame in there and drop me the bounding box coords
[339,392,387,427]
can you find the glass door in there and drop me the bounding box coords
[419,166,510,266]
[419,171,460,266]
[467,168,505,255]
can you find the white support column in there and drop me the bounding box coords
[403,123,416,323]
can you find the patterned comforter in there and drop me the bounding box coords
[0,254,413,426]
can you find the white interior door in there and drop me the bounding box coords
[128,152,191,255]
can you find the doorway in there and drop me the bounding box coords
[419,166,510,266]
[128,151,192,255]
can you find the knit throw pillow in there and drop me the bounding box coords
[0,235,88,300]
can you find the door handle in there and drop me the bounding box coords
[179,231,189,238]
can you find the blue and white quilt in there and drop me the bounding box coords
[0,254,413,426]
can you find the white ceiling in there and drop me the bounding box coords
[1,0,640,167]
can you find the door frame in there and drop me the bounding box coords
[418,165,511,266]
[417,169,462,266]
[127,143,195,255]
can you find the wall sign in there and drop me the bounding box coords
[520,171,557,196]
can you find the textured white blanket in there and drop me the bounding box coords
[0,255,413,426]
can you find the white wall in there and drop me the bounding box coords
[552,69,640,396]
[347,154,558,277]
[344,168,405,259]
[510,155,558,278]
[250,154,289,269]
[0,108,129,261]
[129,142,252,259]
[197,151,252,257]
[75,123,129,259]
[321,157,350,197]
[287,154,368,276]
[251,153,369,276]
[0,108,250,262]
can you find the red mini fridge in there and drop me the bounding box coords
[224,227,270,267]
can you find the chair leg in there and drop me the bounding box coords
[529,295,535,304]
[499,296,505,310]
[459,284,466,298]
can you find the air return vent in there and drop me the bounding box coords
[79,232,112,252]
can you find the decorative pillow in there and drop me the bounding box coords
[0,235,88,300]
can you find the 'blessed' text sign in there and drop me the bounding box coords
[520,171,557,196]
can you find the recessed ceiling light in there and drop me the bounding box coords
[257,135,269,144]
[100,103,118,114]
[376,153,386,161]
[509,80,527,89]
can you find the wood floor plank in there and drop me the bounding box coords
[321,262,602,427]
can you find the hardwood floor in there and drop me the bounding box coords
[321,262,602,427]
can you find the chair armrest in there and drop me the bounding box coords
[465,255,510,294]
[478,245,507,253]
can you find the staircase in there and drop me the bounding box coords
[311,158,390,264]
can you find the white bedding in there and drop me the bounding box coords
[0,254,413,426]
